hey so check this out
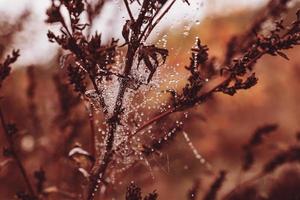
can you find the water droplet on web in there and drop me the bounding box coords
[182,131,210,168]
[182,24,192,37]
[183,31,189,36]
[83,42,191,182]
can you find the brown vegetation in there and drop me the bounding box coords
[1,0,300,200]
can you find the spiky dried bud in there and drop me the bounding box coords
[67,64,86,94]
[126,182,142,200]
[125,182,158,200]
[0,49,20,87]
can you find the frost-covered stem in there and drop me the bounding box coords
[87,44,138,200]
[0,106,36,197]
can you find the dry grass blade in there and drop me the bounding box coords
[203,171,226,200]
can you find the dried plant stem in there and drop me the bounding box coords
[123,0,134,21]
[138,1,164,42]
[130,51,265,138]
[44,1,300,199]
[87,1,182,196]
[223,0,292,65]
[60,17,108,111]
[87,44,138,200]
[0,106,36,197]
[135,107,176,133]
[142,0,176,42]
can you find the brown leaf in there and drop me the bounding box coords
[138,45,168,82]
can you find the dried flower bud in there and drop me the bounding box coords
[0,49,20,87]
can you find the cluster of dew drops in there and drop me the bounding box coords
[83,0,209,190]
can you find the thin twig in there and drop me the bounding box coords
[123,0,134,21]
[138,2,164,42]
[0,106,36,197]
[142,0,176,42]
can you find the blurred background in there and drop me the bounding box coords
[0,0,300,199]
